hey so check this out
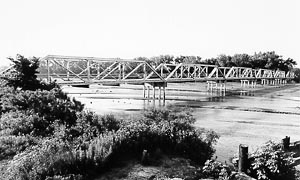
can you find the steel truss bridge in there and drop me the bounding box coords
[0,55,295,100]
[0,55,294,85]
[32,55,294,85]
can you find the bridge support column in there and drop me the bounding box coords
[207,81,217,92]
[207,81,226,95]
[250,80,256,88]
[218,81,226,95]
[283,79,287,84]
[144,82,167,102]
[143,84,146,98]
[147,86,150,98]
[275,79,279,86]
[241,80,250,88]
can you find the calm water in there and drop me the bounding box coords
[63,82,300,162]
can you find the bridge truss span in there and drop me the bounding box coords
[0,55,294,86]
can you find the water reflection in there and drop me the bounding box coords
[143,98,166,110]
[208,96,225,102]
[239,90,255,96]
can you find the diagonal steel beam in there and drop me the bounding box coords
[93,62,118,80]
[225,67,235,78]
[208,67,218,78]
[144,63,165,80]
[52,59,86,82]
[100,65,119,80]
[165,63,183,80]
[122,63,144,80]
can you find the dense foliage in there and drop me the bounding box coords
[249,141,296,180]
[199,141,297,180]
[1,105,219,179]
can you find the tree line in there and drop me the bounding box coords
[136,51,296,72]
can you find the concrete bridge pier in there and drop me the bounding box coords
[241,80,257,88]
[206,81,217,91]
[282,79,287,85]
[217,80,226,93]
[144,82,167,102]
[250,80,257,88]
[240,80,250,88]
[218,80,226,96]
[262,79,272,86]
[207,81,226,95]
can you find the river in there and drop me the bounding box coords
[63,82,300,163]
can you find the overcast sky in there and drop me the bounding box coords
[0,0,299,67]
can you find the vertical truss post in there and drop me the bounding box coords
[180,66,183,78]
[122,63,125,79]
[143,62,146,80]
[97,64,100,77]
[87,60,91,82]
[118,62,122,80]
[66,61,70,80]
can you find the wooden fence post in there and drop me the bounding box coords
[239,144,248,173]
[282,136,290,150]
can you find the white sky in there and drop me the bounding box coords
[0,0,299,67]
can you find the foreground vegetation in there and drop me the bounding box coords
[0,55,298,180]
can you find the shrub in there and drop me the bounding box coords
[201,159,231,179]
[0,134,38,159]
[4,138,79,180]
[3,108,219,180]
[0,87,84,158]
[113,108,219,164]
[72,112,120,141]
[0,88,84,129]
[249,141,296,180]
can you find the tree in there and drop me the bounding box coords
[201,58,218,65]
[293,68,300,83]
[174,55,202,64]
[6,54,40,90]
[149,55,175,66]
[216,54,233,67]
[231,54,252,67]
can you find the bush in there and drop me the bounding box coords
[249,141,296,180]
[4,138,79,180]
[2,108,219,180]
[112,108,219,164]
[0,88,84,132]
[201,159,231,179]
[0,86,84,158]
